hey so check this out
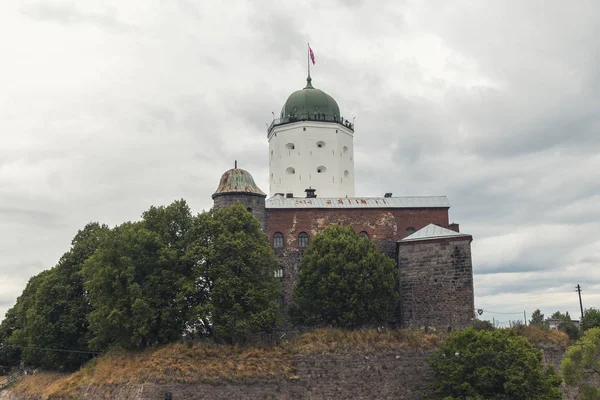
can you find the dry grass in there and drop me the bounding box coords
[517,325,570,347]
[6,328,443,398]
[11,372,69,398]
[289,328,442,355]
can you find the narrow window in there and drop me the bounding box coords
[298,232,309,248]
[406,227,416,236]
[359,231,369,239]
[273,232,284,248]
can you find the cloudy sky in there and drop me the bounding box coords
[1,0,599,325]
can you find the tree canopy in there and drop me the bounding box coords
[428,328,562,400]
[562,327,600,399]
[291,225,398,328]
[529,309,545,327]
[582,308,600,331]
[186,203,281,343]
[0,199,282,370]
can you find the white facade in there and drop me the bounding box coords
[268,121,355,197]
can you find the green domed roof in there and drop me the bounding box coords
[212,166,266,199]
[281,76,340,119]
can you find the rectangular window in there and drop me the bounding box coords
[274,268,284,278]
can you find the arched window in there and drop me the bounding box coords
[298,232,309,248]
[247,207,252,213]
[406,227,416,236]
[273,232,284,248]
[359,231,369,239]
[285,143,295,150]
[317,165,327,173]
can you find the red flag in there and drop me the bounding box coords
[309,47,315,65]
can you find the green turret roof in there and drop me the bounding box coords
[212,165,266,198]
[280,76,340,119]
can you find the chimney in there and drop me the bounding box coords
[384,193,392,198]
[448,223,460,232]
[285,193,294,198]
[305,187,317,198]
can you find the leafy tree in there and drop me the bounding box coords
[471,319,495,331]
[187,202,281,343]
[428,328,562,400]
[83,201,196,349]
[582,308,600,331]
[550,311,571,321]
[529,309,546,327]
[291,225,398,328]
[9,223,109,370]
[562,327,600,399]
[559,321,582,341]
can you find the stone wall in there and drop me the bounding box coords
[1,350,434,400]
[212,194,267,230]
[398,237,474,330]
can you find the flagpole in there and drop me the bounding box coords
[307,42,310,78]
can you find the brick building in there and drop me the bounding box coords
[212,74,474,330]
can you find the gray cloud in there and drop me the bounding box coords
[21,2,133,33]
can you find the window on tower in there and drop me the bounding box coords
[273,232,284,248]
[298,232,309,248]
[406,227,416,236]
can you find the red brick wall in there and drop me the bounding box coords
[265,207,450,317]
[266,207,449,253]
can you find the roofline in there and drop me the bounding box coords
[398,235,473,246]
[212,191,267,200]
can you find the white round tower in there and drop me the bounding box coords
[268,76,355,198]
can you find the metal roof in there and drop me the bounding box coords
[265,196,450,209]
[213,168,266,198]
[400,223,470,242]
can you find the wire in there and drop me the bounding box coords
[481,310,524,315]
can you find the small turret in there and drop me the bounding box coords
[212,161,267,229]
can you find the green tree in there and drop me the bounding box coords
[10,223,109,370]
[291,225,398,328]
[562,327,600,399]
[582,308,600,331]
[550,311,571,321]
[83,201,196,349]
[529,309,545,327]
[187,203,281,343]
[428,328,562,400]
[2,271,52,368]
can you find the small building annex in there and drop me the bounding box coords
[212,73,475,330]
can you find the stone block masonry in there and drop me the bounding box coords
[398,237,475,330]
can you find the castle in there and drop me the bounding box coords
[212,74,475,330]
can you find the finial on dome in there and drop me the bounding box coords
[304,75,314,89]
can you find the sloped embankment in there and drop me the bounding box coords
[3,329,442,399]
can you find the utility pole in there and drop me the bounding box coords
[576,284,584,329]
